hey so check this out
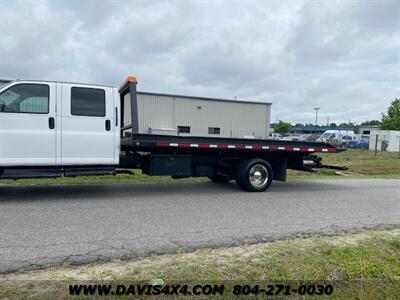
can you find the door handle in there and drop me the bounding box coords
[105,120,111,131]
[49,117,55,129]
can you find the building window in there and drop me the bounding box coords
[363,130,370,135]
[71,87,105,117]
[0,84,49,114]
[178,126,190,134]
[208,127,220,134]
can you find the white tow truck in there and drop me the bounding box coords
[0,77,344,192]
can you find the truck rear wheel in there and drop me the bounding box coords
[235,159,273,192]
[208,175,232,183]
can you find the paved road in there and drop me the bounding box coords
[1,179,399,273]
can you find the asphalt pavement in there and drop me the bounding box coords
[1,179,399,273]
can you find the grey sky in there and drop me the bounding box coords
[0,0,399,124]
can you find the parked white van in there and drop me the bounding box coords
[316,130,357,144]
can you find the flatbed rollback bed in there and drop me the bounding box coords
[0,76,345,192]
[119,133,344,192]
[118,78,345,192]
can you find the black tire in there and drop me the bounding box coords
[235,159,273,192]
[208,174,232,184]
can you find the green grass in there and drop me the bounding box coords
[319,149,400,175]
[1,228,400,299]
[0,150,399,187]
[288,149,400,179]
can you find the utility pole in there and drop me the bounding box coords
[314,108,320,133]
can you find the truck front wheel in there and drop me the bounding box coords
[235,159,273,192]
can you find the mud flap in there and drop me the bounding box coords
[270,157,287,182]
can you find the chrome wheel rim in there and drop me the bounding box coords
[249,164,268,188]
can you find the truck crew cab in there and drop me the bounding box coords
[0,77,343,192]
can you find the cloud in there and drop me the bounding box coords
[0,0,398,124]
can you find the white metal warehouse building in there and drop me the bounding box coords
[134,92,271,139]
[369,129,400,152]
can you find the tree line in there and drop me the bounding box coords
[272,98,400,134]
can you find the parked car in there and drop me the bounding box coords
[298,134,310,141]
[344,138,369,149]
[268,133,282,140]
[281,135,300,141]
[305,134,321,142]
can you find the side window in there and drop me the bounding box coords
[0,84,49,114]
[20,97,49,113]
[71,87,105,117]
[178,126,190,134]
[208,127,220,134]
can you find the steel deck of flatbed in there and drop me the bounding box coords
[122,134,343,154]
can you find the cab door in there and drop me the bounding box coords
[0,82,56,166]
[60,84,115,165]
